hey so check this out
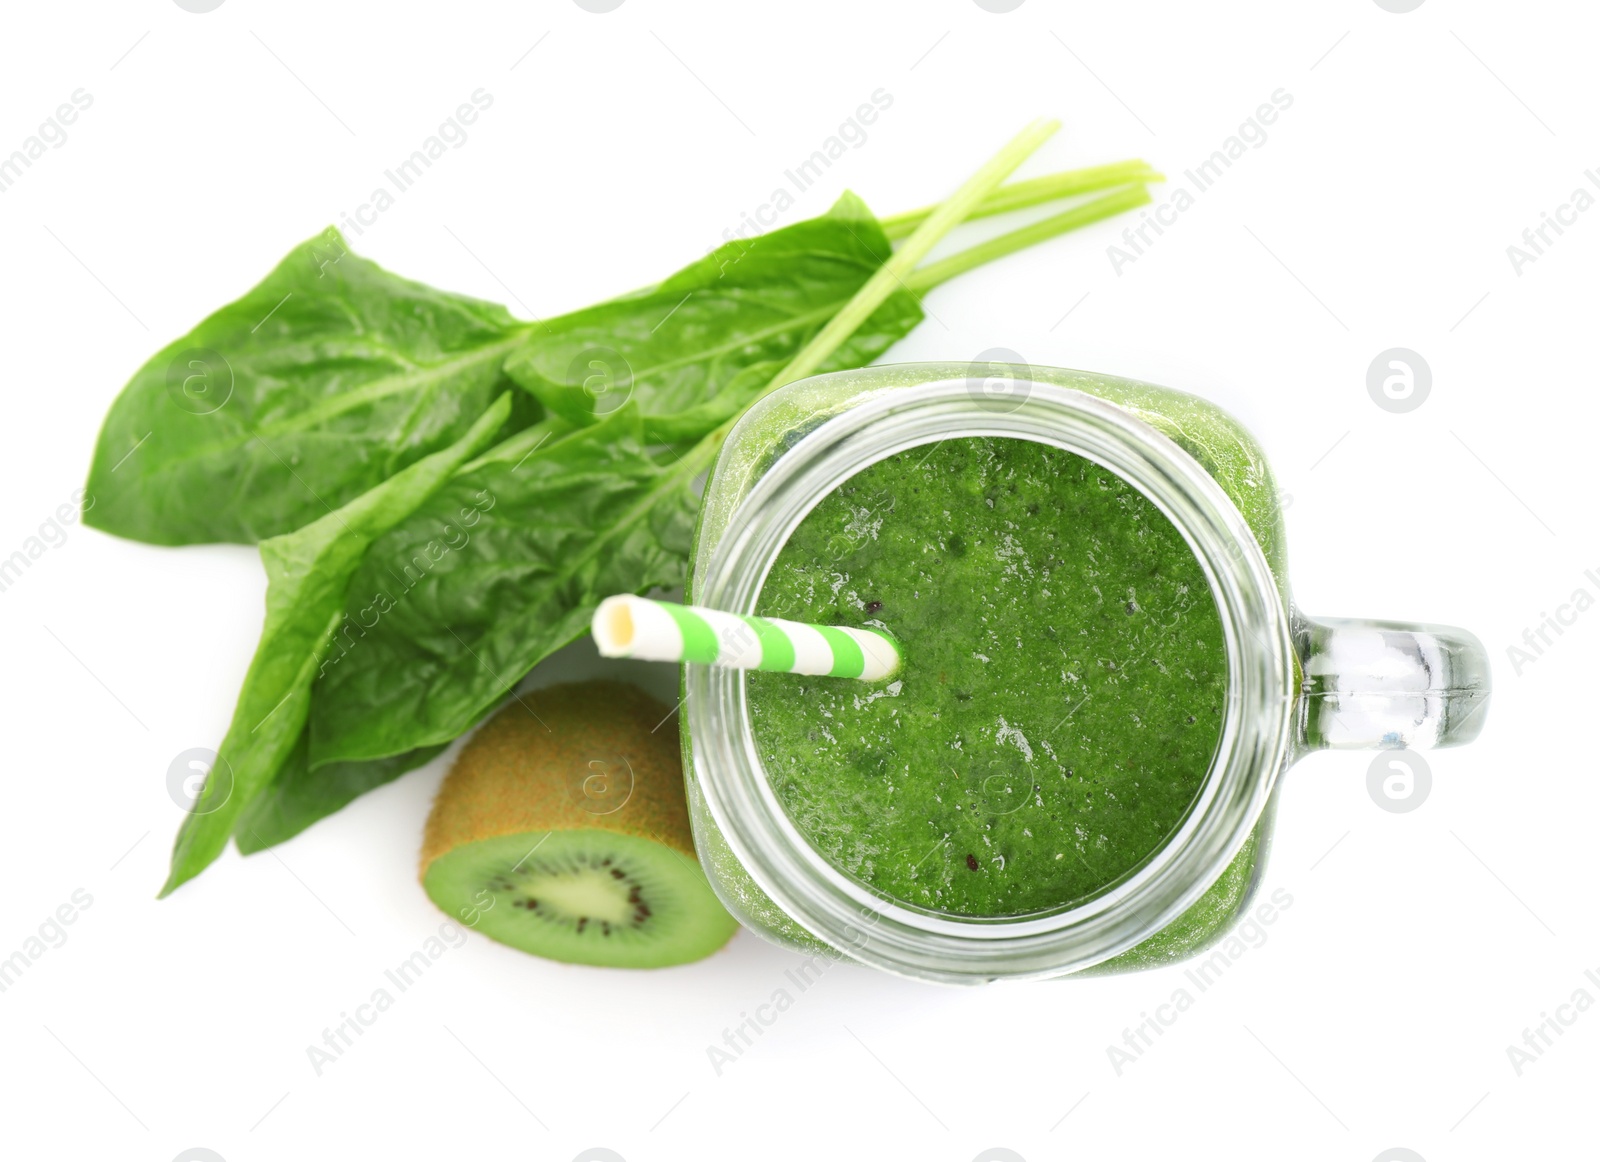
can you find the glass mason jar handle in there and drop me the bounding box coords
[1294,614,1491,752]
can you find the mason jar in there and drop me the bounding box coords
[680,363,1489,983]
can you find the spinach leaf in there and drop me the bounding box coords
[306,404,702,768]
[160,394,514,895]
[303,198,924,775]
[232,729,447,854]
[86,228,534,546]
[231,424,573,850]
[503,193,922,443]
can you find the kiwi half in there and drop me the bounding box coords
[421,680,737,968]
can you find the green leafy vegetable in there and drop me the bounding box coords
[160,394,514,895]
[502,193,921,444]
[88,160,1154,549]
[307,403,702,768]
[86,230,535,546]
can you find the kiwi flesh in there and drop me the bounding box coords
[421,680,737,968]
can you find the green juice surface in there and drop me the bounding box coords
[747,435,1228,917]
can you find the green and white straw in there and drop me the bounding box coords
[592,595,900,682]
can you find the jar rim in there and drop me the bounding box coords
[686,372,1295,983]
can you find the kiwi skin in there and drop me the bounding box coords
[421,680,736,966]
[422,681,696,865]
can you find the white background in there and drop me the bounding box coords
[0,1,1594,1159]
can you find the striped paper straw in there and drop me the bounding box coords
[592,595,900,682]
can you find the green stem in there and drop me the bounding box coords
[767,118,1060,392]
[881,159,1160,241]
[906,183,1152,294]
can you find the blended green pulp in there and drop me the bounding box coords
[746,436,1228,917]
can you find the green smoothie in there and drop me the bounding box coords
[685,363,1294,970]
[746,435,1228,917]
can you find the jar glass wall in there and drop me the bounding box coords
[680,363,1487,983]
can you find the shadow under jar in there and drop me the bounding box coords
[680,364,1489,984]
